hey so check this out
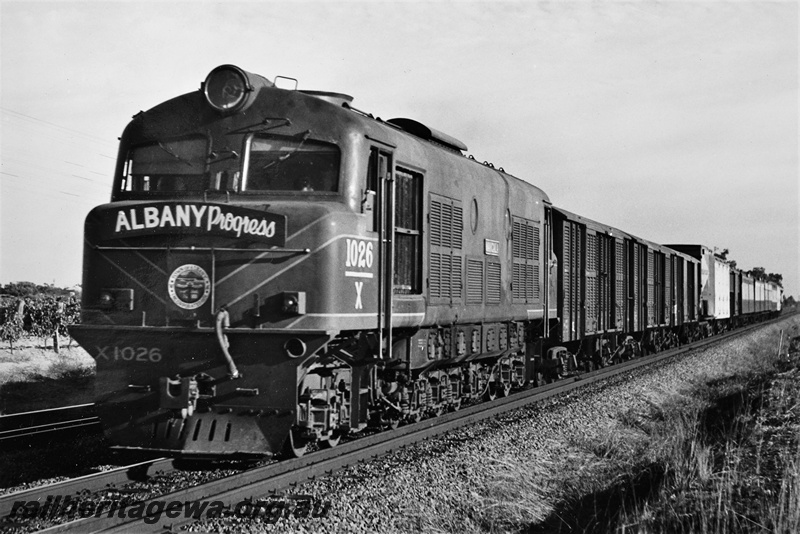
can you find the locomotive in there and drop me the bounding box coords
[70,64,783,459]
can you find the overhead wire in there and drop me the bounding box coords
[1,107,116,209]
[1,106,117,147]
[3,154,112,188]
[2,183,105,209]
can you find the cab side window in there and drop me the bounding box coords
[394,168,422,294]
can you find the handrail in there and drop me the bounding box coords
[93,245,310,253]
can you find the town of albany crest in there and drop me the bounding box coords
[168,264,211,309]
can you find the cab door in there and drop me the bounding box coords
[368,148,394,357]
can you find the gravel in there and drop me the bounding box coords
[187,315,799,533]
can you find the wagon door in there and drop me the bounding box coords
[585,230,599,334]
[614,236,626,331]
[646,249,656,328]
[675,256,685,325]
[687,261,698,320]
[598,232,613,333]
[662,254,669,326]
[560,219,584,343]
[627,239,643,332]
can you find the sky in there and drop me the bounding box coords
[1,0,798,297]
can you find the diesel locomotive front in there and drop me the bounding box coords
[71,65,409,457]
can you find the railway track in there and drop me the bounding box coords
[0,458,176,518]
[0,404,100,445]
[0,316,786,533]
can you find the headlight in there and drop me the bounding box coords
[282,291,306,315]
[97,288,134,311]
[202,64,272,114]
[99,291,114,308]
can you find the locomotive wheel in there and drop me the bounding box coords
[408,412,422,424]
[497,382,512,398]
[450,399,462,412]
[512,364,527,389]
[285,428,308,458]
[535,372,546,387]
[484,384,497,401]
[320,429,342,449]
[387,418,401,430]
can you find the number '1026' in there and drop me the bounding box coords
[345,239,373,269]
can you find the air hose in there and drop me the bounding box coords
[215,306,240,379]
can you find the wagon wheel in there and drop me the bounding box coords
[284,428,308,458]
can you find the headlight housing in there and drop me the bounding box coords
[97,288,134,311]
[202,64,272,114]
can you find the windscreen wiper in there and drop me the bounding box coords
[261,130,311,170]
[157,142,194,167]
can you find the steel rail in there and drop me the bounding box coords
[0,404,100,444]
[31,315,789,533]
[0,403,95,425]
[0,458,176,518]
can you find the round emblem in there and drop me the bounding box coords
[168,264,211,310]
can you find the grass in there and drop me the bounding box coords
[410,318,800,533]
[606,331,800,534]
[0,336,95,413]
